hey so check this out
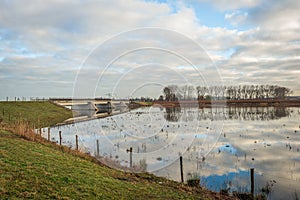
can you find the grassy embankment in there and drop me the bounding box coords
[0,101,230,199]
[0,101,73,128]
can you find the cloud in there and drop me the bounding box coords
[213,0,300,94]
[193,0,262,11]
[0,0,177,98]
[0,0,299,98]
[72,28,222,98]
[249,0,300,30]
[225,10,248,26]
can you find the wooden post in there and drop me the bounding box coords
[75,135,78,150]
[8,112,11,121]
[2,108,4,116]
[59,131,62,145]
[129,147,132,168]
[250,168,254,197]
[127,147,133,168]
[39,128,42,136]
[180,156,184,183]
[37,117,40,129]
[47,127,50,141]
[96,139,100,157]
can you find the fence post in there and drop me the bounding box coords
[96,139,100,157]
[127,147,133,168]
[59,131,62,145]
[250,168,254,197]
[75,135,78,150]
[180,156,184,183]
[39,128,42,136]
[47,127,50,141]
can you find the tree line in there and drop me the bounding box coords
[161,84,293,101]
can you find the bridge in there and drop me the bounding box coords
[50,98,129,112]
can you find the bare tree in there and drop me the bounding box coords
[163,87,171,101]
[164,84,292,101]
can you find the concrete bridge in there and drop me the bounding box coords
[51,98,129,111]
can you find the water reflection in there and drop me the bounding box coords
[164,106,290,122]
[164,107,181,122]
[73,105,128,118]
[44,106,300,200]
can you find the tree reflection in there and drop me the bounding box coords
[164,106,290,122]
[164,107,181,122]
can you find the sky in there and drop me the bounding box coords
[0,0,299,99]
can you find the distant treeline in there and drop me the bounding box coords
[160,85,293,101]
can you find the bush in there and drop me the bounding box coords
[187,178,200,187]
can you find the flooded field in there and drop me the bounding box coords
[42,106,300,199]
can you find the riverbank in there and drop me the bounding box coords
[0,101,73,128]
[0,101,235,199]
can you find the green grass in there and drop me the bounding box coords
[0,101,73,128]
[0,130,211,199]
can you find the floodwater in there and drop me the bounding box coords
[42,106,300,199]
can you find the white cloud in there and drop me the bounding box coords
[193,0,262,11]
[225,10,248,26]
[0,0,299,98]
[249,0,300,30]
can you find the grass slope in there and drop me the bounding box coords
[0,101,73,128]
[0,130,211,199]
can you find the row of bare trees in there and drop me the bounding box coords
[162,85,292,101]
